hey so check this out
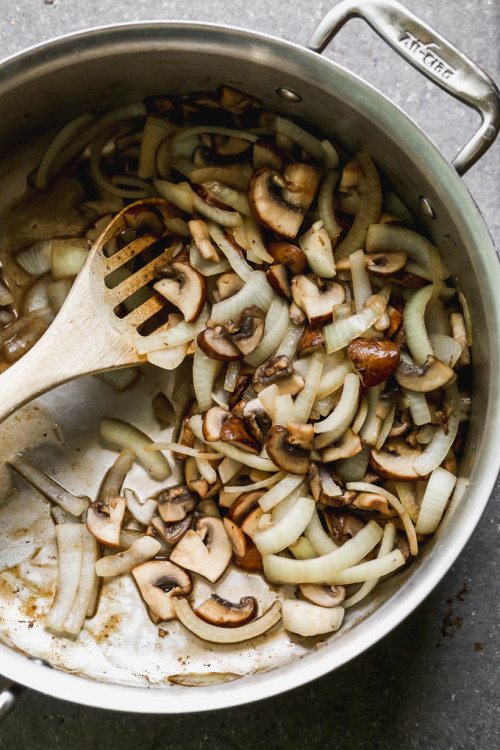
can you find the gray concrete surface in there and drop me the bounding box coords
[0,0,499,747]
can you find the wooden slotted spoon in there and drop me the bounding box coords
[0,199,182,424]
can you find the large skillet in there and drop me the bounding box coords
[0,0,499,717]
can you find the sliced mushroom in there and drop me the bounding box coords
[220,415,260,454]
[323,509,365,541]
[266,425,310,474]
[196,498,220,517]
[266,264,291,298]
[202,406,230,441]
[151,514,192,545]
[347,337,401,388]
[195,594,257,627]
[351,492,394,516]
[248,168,304,239]
[234,538,263,571]
[252,355,304,395]
[253,140,287,171]
[291,275,345,326]
[86,494,127,547]
[286,422,315,451]
[299,583,346,607]
[229,490,265,525]
[124,204,165,237]
[297,325,323,357]
[395,355,455,392]
[321,428,363,462]
[267,241,308,274]
[188,219,220,262]
[185,456,209,497]
[386,305,404,339]
[223,305,266,355]
[375,388,397,420]
[154,256,207,322]
[242,398,272,444]
[223,517,247,557]
[289,301,307,325]
[370,438,423,480]
[157,486,198,523]
[389,409,411,438]
[240,506,264,538]
[170,516,233,583]
[282,163,322,212]
[366,251,407,276]
[197,326,243,361]
[218,85,260,114]
[132,560,192,621]
[216,271,245,300]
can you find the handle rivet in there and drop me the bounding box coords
[276,87,302,103]
[419,196,436,219]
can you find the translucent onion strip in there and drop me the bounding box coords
[254,496,315,555]
[193,350,220,413]
[273,117,325,161]
[343,522,397,608]
[323,288,390,353]
[210,271,274,324]
[414,383,460,476]
[95,536,161,577]
[282,600,344,636]
[208,223,253,280]
[329,549,405,585]
[172,597,282,643]
[395,482,420,523]
[293,351,325,423]
[124,489,157,526]
[259,473,305,512]
[36,113,94,190]
[299,223,335,278]
[146,443,220,459]
[304,509,338,554]
[415,467,457,534]
[45,524,83,631]
[99,418,170,481]
[189,415,278,471]
[245,296,289,367]
[404,285,435,364]
[63,526,99,635]
[225,471,285,493]
[263,520,383,584]
[429,334,462,367]
[318,170,341,243]
[347,481,418,556]
[314,373,360,448]
[8,453,89,516]
[138,116,176,179]
[366,224,449,279]
[275,320,304,359]
[316,352,353,399]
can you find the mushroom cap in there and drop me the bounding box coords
[124,203,165,237]
[347,337,401,388]
[266,264,291,299]
[202,406,231,442]
[197,326,243,361]
[286,422,315,451]
[229,489,265,525]
[151,514,192,545]
[291,275,345,326]
[370,438,423,481]
[216,271,245,301]
[195,594,257,628]
[297,325,324,357]
[395,355,455,392]
[223,305,266,355]
[234,538,263,571]
[242,398,272,444]
[131,560,192,621]
[86,494,127,547]
[220,415,260,454]
[170,516,233,583]
[299,583,346,608]
[267,241,308,274]
[223,517,247,557]
[252,355,304,395]
[248,168,304,239]
[154,257,207,323]
[366,251,407,276]
[321,428,363,462]
[253,140,287,172]
[157,485,198,523]
[352,492,394,516]
[266,425,310,474]
[282,163,322,213]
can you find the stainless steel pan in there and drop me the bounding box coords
[0,0,499,716]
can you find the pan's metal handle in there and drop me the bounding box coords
[307,0,500,174]
[0,681,23,722]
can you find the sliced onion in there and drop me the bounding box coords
[189,241,231,276]
[210,271,274,324]
[375,402,395,450]
[193,350,221,412]
[189,414,278,471]
[224,360,241,392]
[343,522,397,608]
[414,383,460,476]
[259,473,306,513]
[124,488,157,525]
[276,320,304,359]
[191,194,242,228]
[154,179,194,213]
[245,296,289,367]
[458,291,473,345]
[22,276,54,323]
[207,223,253,280]
[218,457,243,484]
[47,279,72,313]
[359,385,382,446]
[399,353,432,426]
[172,597,281,643]
[97,447,135,503]
[318,170,341,242]
[329,549,405,585]
[146,443,220,459]
[304,509,338,554]
[0,280,13,306]
[394,482,419,523]
[254,496,315,554]
[289,536,318,559]
[337,446,370,483]
[351,394,369,434]
[138,116,176,179]
[350,249,372,312]
[316,352,353,399]
[273,394,295,426]
[63,526,99,635]
[293,350,325,423]
[134,321,195,355]
[225,471,285,493]
[16,240,54,276]
[346,481,418,556]
[100,418,170,481]
[202,182,251,216]
[264,521,382,585]
[335,151,382,258]
[314,373,360,448]
[282,600,344,636]
[191,164,252,191]
[35,112,94,190]
[323,288,390,353]
[299,222,335,278]
[429,333,462,367]
[172,125,259,144]
[8,453,89,516]
[404,285,435,364]
[95,535,161,577]
[415,467,457,534]
[366,224,449,278]
[45,524,83,631]
[321,139,340,169]
[273,117,325,161]
[51,240,88,280]
[241,216,274,263]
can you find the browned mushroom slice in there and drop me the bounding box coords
[132,560,192,621]
[157,486,198,523]
[395,355,455,392]
[218,86,260,114]
[370,438,423,481]
[267,241,308,274]
[347,337,401,388]
[389,409,411,438]
[252,355,304,395]
[286,422,315,451]
[195,594,257,628]
[202,406,230,441]
[185,456,209,497]
[299,583,346,607]
[291,275,345,326]
[197,326,243,361]
[86,494,126,547]
[154,256,207,323]
[253,140,287,172]
[242,398,272,444]
[234,538,263,571]
[151,514,192,545]
[266,265,291,299]
[212,135,251,158]
[124,204,165,237]
[266,425,310,474]
[216,271,245,301]
[297,325,324,357]
[220,415,260,454]
[321,429,363,462]
[223,306,266,355]
[240,506,264,538]
[223,518,246,557]
[229,490,265,525]
[351,492,394,516]
[170,516,233,583]
[365,252,407,276]
[188,219,220,262]
[289,301,307,325]
[282,163,322,213]
[174,415,196,460]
